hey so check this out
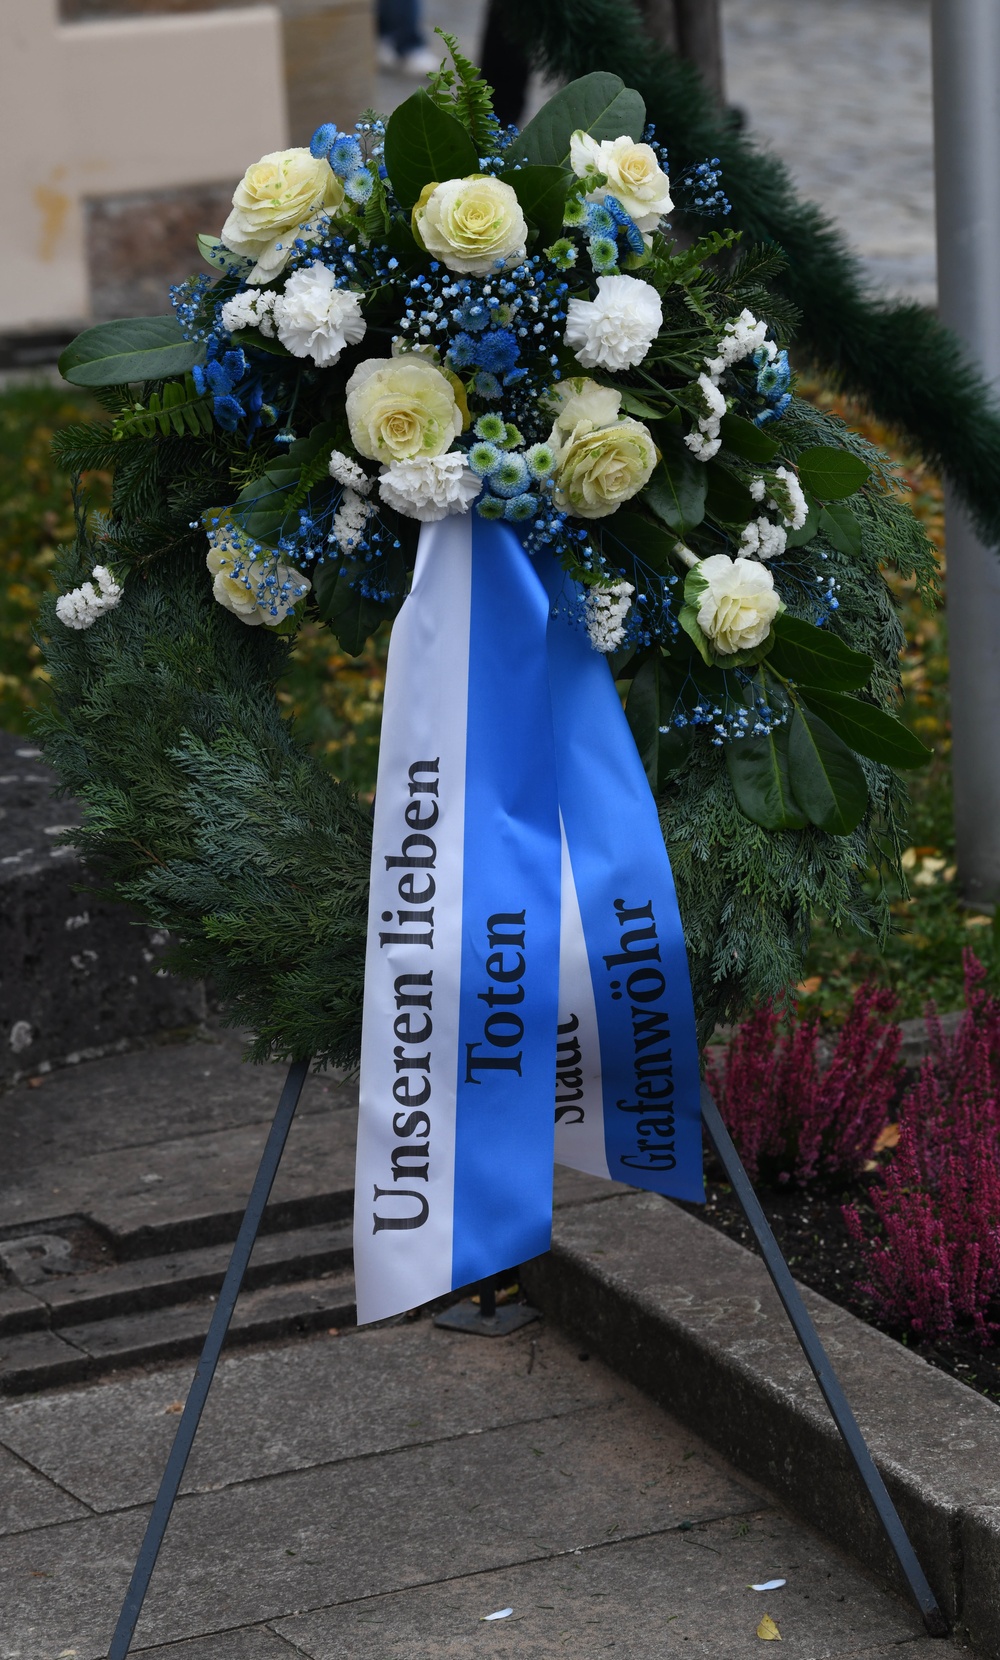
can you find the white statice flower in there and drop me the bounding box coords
[272,264,366,367]
[739,516,788,562]
[749,476,767,502]
[569,132,673,231]
[564,274,663,371]
[694,554,780,655]
[768,464,808,530]
[328,448,372,494]
[585,579,635,652]
[332,486,373,548]
[684,371,727,461]
[378,453,482,522]
[205,517,309,627]
[220,288,277,338]
[711,308,774,372]
[55,566,122,630]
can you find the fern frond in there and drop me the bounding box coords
[434,29,500,153]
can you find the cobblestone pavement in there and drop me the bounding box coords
[377,0,935,305]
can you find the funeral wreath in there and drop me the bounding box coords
[41,47,937,1064]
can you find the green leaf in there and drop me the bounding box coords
[726,724,807,830]
[618,389,668,420]
[228,328,293,358]
[602,509,674,573]
[768,613,873,692]
[383,88,480,212]
[719,412,780,464]
[644,447,707,534]
[787,708,868,834]
[59,316,204,386]
[625,655,691,794]
[704,463,757,525]
[797,688,932,769]
[507,72,645,169]
[678,604,714,667]
[510,165,569,244]
[196,234,252,275]
[796,445,871,501]
[819,501,864,557]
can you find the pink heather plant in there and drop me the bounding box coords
[845,953,1000,1343]
[706,983,901,1187]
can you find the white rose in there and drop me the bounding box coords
[378,454,482,522]
[220,149,345,285]
[546,377,624,445]
[551,416,657,519]
[564,274,663,371]
[272,264,366,367]
[206,544,310,628]
[412,175,527,276]
[693,554,780,656]
[346,357,463,463]
[569,132,673,232]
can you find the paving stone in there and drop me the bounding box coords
[0,1396,757,1655]
[0,1286,46,1336]
[134,1631,303,1660]
[0,1444,90,1537]
[0,1329,90,1394]
[0,1103,359,1255]
[0,1323,619,1512]
[0,1024,354,1181]
[959,1507,1000,1656]
[274,1509,925,1659]
[523,1191,1000,1620]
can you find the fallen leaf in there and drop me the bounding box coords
[482,1608,513,1621]
[964,914,992,929]
[327,1327,340,1337]
[750,1579,786,1592]
[757,1614,782,1640]
[163,1401,184,1415]
[873,1122,900,1153]
[796,976,822,996]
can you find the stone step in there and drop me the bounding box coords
[0,1268,357,1395]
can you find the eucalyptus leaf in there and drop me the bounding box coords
[383,89,479,212]
[59,316,204,387]
[787,708,868,834]
[719,412,781,464]
[507,72,645,169]
[797,688,932,769]
[819,501,864,557]
[768,613,873,692]
[726,725,807,830]
[644,447,707,534]
[796,445,871,501]
[510,165,569,244]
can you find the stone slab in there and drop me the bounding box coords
[0,1328,89,1394]
[0,1286,46,1336]
[0,1402,757,1656]
[134,1632,303,1660]
[274,1509,925,1659]
[0,1324,619,1512]
[0,1444,89,1537]
[522,1192,1000,1625]
[959,1507,1000,1657]
[59,1273,356,1368]
[0,1100,359,1256]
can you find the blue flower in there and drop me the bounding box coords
[474,413,506,442]
[504,492,537,521]
[756,348,791,398]
[344,167,373,203]
[310,123,338,159]
[447,332,477,370]
[455,296,491,332]
[329,133,364,177]
[476,493,506,520]
[589,237,619,274]
[469,441,502,477]
[585,202,616,239]
[474,327,519,375]
[491,454,530,497]
[473,371,503,400]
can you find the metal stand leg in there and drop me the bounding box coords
[433,1275,540,1336]
[107,1057,312,1659]
[700,1082,948,1638]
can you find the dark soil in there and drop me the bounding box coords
[677,1171,1000,1408]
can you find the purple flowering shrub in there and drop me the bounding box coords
[845,954,1000,1342]
[706,984,901,1187]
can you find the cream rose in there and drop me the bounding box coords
[412,175,527,276]
[220,149,345,285]
[550,416,656,520]
[692,554,780,656]
[546,377,624,441]
[345,357,463,463]
[569,132,673,233]
[207,545,310,628]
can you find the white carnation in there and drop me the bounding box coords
[695,554,780,655]
[585,579,634,652]
[378,453,482,522]
[564,275,663,371]
[272,264,366,367]
[739,516,788,562]
[328,448,372,494]
[55,566,122,630]
[220,288,277,338]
